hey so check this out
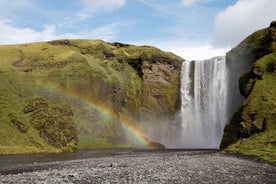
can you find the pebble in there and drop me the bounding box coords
[0,151,275,184]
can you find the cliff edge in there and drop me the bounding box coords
[0,40,183,154]
[221,21,276,162]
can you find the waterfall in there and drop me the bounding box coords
[156,56,230,149]
[154,55,245,149]
[171,56,229,149]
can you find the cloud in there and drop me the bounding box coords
[0,20,59,44]
[81,0,126,11]
[78,0,126,19]
[0,0,36,18]
[181,0,200,6]
[129,39,229,60]
[181,0,215,6]
[0,0,35,10]
[169,44,229,61]
[214,0,276,47]
[0,19,132,44]
[77,21,133,41]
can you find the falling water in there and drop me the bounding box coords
[152,55,244,149]
[178,56,228,149]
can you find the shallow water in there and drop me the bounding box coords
[0,149,218,168]
[0,149,139,167]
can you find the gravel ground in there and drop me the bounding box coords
[0,150,275,184]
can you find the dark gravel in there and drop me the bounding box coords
[0,150,275,183]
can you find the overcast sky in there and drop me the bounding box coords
[0,0,275,60]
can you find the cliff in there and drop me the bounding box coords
[0,40,183,154]
[221,21,276,162]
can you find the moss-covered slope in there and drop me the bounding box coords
[0,39,183,154]
[221,21,276,162]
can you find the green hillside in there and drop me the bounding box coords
[221,21,276,162]
[1,22,275,161]
[0,40,183,154]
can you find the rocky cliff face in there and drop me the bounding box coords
[221,21,276,162]
[0,40,183,154]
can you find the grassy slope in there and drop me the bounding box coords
[0,40,183,154]
[224,53,276,162]
[221,25,276,162]
[0,46,61,154]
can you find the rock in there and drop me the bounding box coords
[221,22,276,162]
[0,151,275,183]
[0,39,183,153]
[23,98,49,114]
[112,42,131,47]
[139,133,166,149]
[8,114,28,134]
[26,98,78,152]
[269,21,276,41]
[252,66,263,79]
[147,141,166,150]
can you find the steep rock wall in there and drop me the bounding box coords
[221,21,276,162]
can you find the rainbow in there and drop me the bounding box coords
[39,85,153,148]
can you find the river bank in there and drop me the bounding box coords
[0,150,275,183]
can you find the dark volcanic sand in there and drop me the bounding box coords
[0,150,275,183]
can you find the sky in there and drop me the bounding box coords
[0,0,275,60]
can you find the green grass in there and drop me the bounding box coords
[222,26,276,163]
[0,74,53,154]
[0,146,61,155]
[0,39,183,154]
[228,68,276,162]
[78,136,113,149]
[225,112,276,162]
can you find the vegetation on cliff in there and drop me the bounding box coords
[0,39,183,154]
[221,21,276,162]
[24,98,78,152]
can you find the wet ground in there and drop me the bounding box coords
[0,150,275,183]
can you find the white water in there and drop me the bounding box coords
[151,55,244,149]
[178,56,229,148]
